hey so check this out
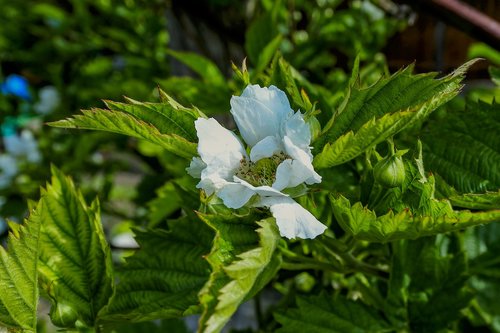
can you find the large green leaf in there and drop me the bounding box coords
[313,111,413,168]
[49,96,199,159]
[463,223,500,331]
[490,66,500,86]
[314,60,477,165]
[200,218,281,333]
[37,167,114,328]
[167,50,226,87]
[0,207,41,332]
[435,176,500,210]
[331,194,500,243]
[387,237,473,333]
[245,0,281,66]
[197,212,281,333]
[422,99,500,193]
[275,293,392,333]
[102,215,213,322]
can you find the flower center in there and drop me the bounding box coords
[235,152,288,187]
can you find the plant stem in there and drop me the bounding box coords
[279,246,343,272]
[280,261,340,272]
[319,236,389,280]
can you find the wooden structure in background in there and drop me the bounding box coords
[385,0,500,75]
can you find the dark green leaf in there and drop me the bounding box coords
[422,99,500,193]
[0,208,41,332]
[275,293,392,333]
[102,215,213,322]
[387,238,473,333]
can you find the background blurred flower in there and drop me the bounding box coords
[3,130,41,163]
[0,154,19,189]
[0,74,31,101]
[34,86,60,115]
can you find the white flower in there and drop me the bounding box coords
[3,130,42,163]
[0,154,18,189]
[188,84,327,239]
[34,86,60,115]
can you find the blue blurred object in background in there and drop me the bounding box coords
[0,74,31,101]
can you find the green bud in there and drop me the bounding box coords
[50,302,78,328]
[373,155,406,188]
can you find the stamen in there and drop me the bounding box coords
[235,152,289,187]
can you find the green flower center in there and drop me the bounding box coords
[235,152,288,187]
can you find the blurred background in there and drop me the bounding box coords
[0,0,499,330]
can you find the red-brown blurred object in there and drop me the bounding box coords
[386,0,500,74]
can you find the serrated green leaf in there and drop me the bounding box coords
[0,212,40,332]
[201,218,281,333]
[444,185,500,210]
[102,215,213,322]
[197,212,281,333]
[275,293,392,333]
[37,166,113,328]
[314,111,412,168]
[454,193,500,211]
[422,99,500,193]
[167,50,226,87]
[387,238,473,333]
[463,223,500,330]
[104,99,199,141]
[49,107,197,159]
[315,60,478,154]
[331,194,500,242]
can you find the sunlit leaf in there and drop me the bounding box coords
[37,167,113,328]
[197,212,281,333]
[314,60,478,165]
[49,98,199,159]
[331,194,500,242]
[0,207,40,332]
[200,217,281,333]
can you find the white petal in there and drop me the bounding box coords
[217,183,256,209]
[196,173,227,196]
[230,85,293,147]
[258,197,327,239]
[283,136,321,185]
[282,111,311,151]
[195,118,247,180]
[186,157,206,178]
[273,159,314,191]
[234,176,288,197]
[249,136,282,162]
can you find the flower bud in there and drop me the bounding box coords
[373,155,406,188]
[50,302,78,328]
